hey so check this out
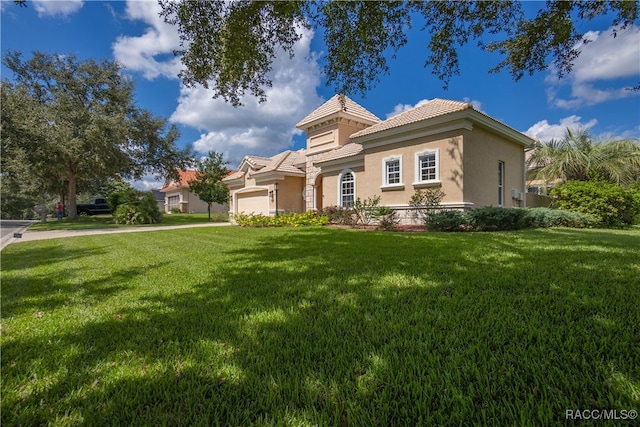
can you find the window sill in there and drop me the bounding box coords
[380,184,405,191]
[412,180,441,188]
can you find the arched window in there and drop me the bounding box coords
[339,171,355,207]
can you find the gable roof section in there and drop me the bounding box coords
[161,169,197,191]
[296,94,380,129]
[313,143,363,164]
[350,98,535,147]
[351,99,472,139]
[223,150,306,183]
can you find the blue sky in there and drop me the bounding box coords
[2,0,639,190]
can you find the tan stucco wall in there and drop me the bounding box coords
[320,165,365,208]
[462,127,526,208]
[306,119,371,155]
[163,188,210,213]
[358,130,465,207]
[271,176,305,213]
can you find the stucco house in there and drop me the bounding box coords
[224,95,536,222]
[160,169,228,214]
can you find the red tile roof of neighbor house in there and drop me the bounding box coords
[161,169,236,191]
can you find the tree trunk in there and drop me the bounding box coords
[67,174,78,220]
[208,203,211,222]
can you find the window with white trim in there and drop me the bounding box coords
[414,149,439,184]
[382,155,403,188]
[340,171,355,207]
[168,195,180,211]
[498,161,505,206]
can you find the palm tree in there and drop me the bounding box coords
[527,128,640,189]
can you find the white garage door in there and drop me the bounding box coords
[236,190,269,215]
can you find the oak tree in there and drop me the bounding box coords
[1,51,194,219]
[159,0,638,105]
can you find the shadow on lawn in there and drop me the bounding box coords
[2,227,639,425]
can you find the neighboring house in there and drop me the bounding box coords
[224,94,538,222]
[160,169,229,214]
[151,189,165,212]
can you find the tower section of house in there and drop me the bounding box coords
[295,94,380,211]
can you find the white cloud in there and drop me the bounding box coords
[525,115,598,142]
[170,26,322,165]
[386,99,431,119]
[130,174,165,191]
[32,0,83,17]
[386,97,484,119]
[546,25,640,108]
[113,2,322,166]
[112,0,182,79]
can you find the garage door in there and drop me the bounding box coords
[236,190,269,215]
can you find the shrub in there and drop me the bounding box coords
[352,196,381,225]
[320,206,356,226]
[113,192,162,225]
[170,207,181,214]
[376,206,401,231]
[550,181,640,228]
[523,207,595,228]
[469,206,527,231]
[234,211,328,227]
[408,188,445,227]
[425,210,472,232]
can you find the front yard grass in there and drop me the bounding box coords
[1,227,639,425]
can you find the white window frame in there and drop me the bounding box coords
[413,149,440,187]
[381,155,404,190]
[498,161,505,207]
[338,169,356,207]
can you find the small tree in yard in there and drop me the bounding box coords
[188,151,230,221]
[409,188,445,228]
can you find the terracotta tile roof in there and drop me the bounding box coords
[314,143,363,164]
[296,94,380,128]
[350,98,473,139]
[161,169,197,191]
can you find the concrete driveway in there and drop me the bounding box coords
[0,221,231,250]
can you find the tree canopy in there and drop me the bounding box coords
[1,51,194,219]
[159,0,639,106]
[188,151,230,221]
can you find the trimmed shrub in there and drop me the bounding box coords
[469,206,527,231]
[550,181,640,228]
[426,210,472,232]
[234,211,328,227]
[523,207,595,228]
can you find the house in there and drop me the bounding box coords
[160,169,229,214]
[224,95,537,222]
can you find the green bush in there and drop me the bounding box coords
[352,196,381,225]
[113,192,163,225]
[469,206,527,231]
[320,206,356,226]
[408,188,445,226]
[550,181,640,228]
[523,207,595,228]
[425,210,472,232]
[376,206,401,231]
[234,211,328,227]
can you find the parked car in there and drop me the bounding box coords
[76,198,111,216]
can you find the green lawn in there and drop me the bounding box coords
[1,227,639,425]
[28,212,227,231]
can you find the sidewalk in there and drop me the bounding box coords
[1,222,231,249]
